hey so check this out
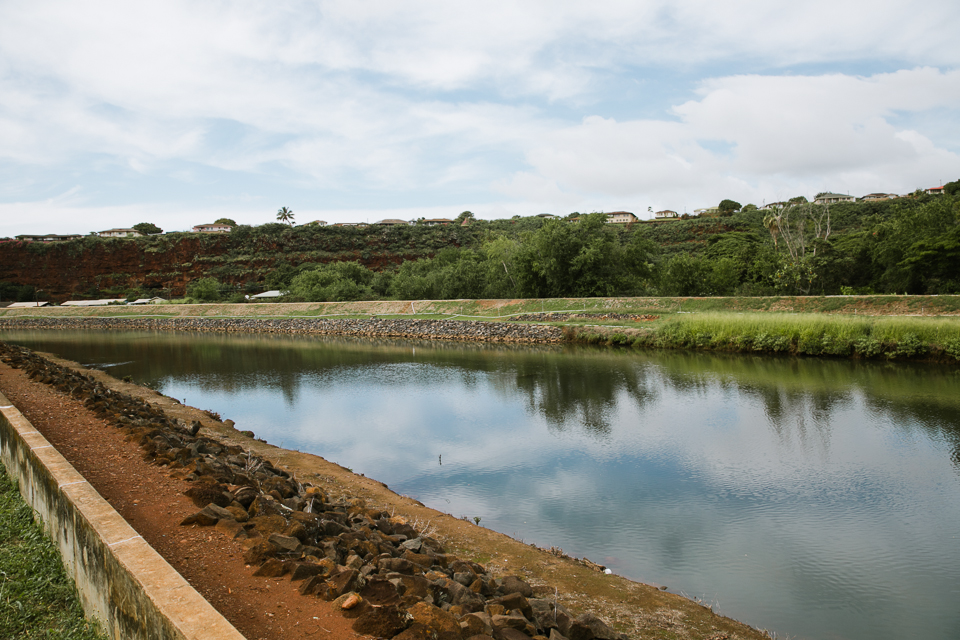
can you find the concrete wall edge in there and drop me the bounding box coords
[0,391,245,640]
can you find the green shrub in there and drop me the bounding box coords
[854,336,883,358]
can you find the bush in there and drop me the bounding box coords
[185,277,222,302]
[854,336,883,358]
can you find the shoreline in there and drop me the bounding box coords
[0,340,774,640]
[3,306,960,363]
[0,316,564,344]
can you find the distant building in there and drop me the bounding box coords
[860,193,899,202]
[127,297,166,305]
[653,210,678,219]
[97,228,141,238]
[814,192,855,205]
[61,299,128,306]
[694,207,720,215]
[925,186,945,195]
[332,222,369,227]
[536,213,559,219]
[760,202,787,210]
[192,223,232,233]
[305,220,328,226]
[15,233,83,242]
[605,211,638,224]
[421,218,453,226]
[376,219,410,226]
[7,301,50,308]
[249,290,286,300]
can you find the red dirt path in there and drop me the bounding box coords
[0,361,361,640]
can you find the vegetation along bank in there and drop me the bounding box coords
[2,193,959,304]
[3,296,960,361]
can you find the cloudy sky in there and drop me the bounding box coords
[2,1,959,236]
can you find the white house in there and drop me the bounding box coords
[192,223,232,233]
[605,211,638,224]
[654,210,678,219]
[814,192,855,205]
[97,228,141,238]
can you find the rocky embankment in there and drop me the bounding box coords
[0,343,623,640]
[0,317,564,344]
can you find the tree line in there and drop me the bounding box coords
[182,192,960,302]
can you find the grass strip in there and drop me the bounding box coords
[0,462,105,640]
[581,312,960,360]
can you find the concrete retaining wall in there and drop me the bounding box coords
[0,392,244,640]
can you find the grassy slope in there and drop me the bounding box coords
[0,464,105,640]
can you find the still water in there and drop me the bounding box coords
[3,329,959,640]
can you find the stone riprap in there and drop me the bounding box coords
[0,316,565,344]
[0,342,626,640]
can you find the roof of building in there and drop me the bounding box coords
[127,297,166,305]
[7,301,50,308]
[61,298,128,306]
[249,290,286,299]
[15,233,82,240]
[376,219,409,225]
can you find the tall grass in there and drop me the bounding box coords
[634,312,960,360]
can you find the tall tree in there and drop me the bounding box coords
[132,222,162,235]
[276,207,295,225]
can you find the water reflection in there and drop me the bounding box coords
[3,329,960,640]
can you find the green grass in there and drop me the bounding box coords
[0,464,105,640]
[632,312,960,360]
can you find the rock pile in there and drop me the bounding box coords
[0,317,566,344]
[0,342,627,640]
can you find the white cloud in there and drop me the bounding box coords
[0,2,958,229]
[509,68,960,211]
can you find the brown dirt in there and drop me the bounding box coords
[0,351,773,640]
[0,361,360,640]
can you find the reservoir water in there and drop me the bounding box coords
[2,329,959,640]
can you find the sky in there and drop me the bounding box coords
[1,1,959,236]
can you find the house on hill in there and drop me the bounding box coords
[860,193,899,202]
[97,228,141,238]
[814,192,855,205]
[15,233,83,242]
[192,223,232,233]
[605,211,638,224]
[925,186,944,195]
[761,202,787,210]
[421,218,453,226]
[376,219,410,226]
[653,210,678,219]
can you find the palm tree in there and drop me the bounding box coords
[763,213,780,249]
[276,207,295,225]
